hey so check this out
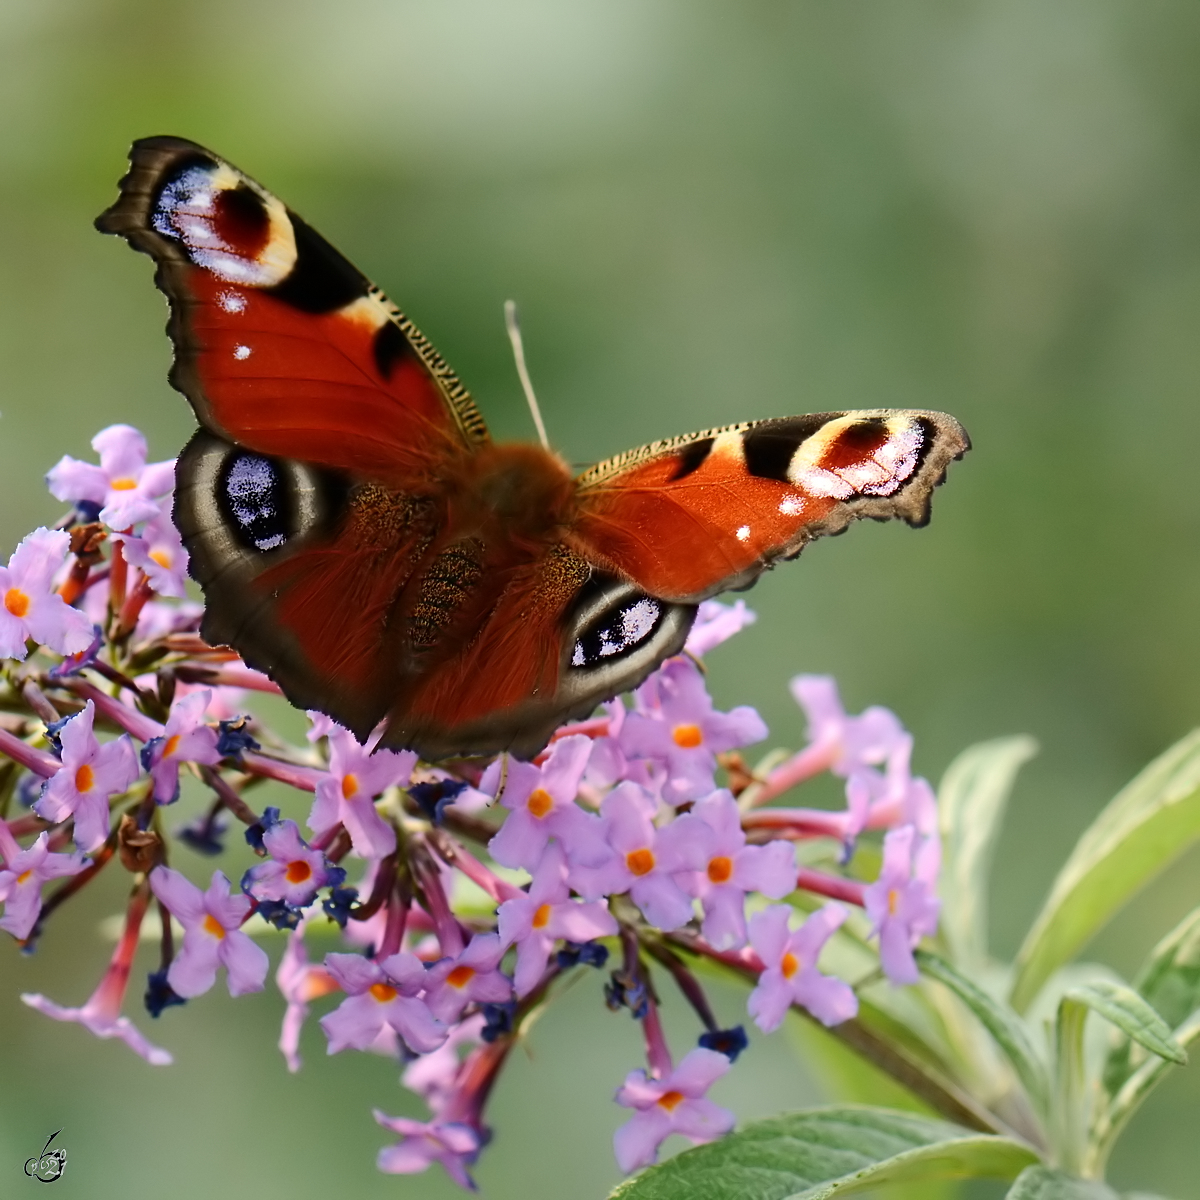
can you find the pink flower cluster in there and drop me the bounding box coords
[0,424,944,1188]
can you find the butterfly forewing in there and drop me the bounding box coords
[570,411,969,603]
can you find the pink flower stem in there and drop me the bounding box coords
[642,995,673,1079]
[21,681,60,724]
[108,536,129,612]
[196,764,260,826]
[350,856,398,921]
[61,679,163,742]
[239,752,321,792]
[795,868,865,907]
[748,743,838,807]
[88,877,151,1019]
[0,728,62,777]
[5,813,50,837]
[427,829,522,902]
[442,1037,514,1129]
[741,807,851,838]
[377,893,410,961]
[411,842,464,957]
[175,664,284,694]
[641,938,718,1032]
[115,574,155,640]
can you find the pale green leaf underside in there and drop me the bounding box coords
[916,950,1048,1109]
[938,735,1037,969]
[1011,728,1200,1013]
[1064,981,1186,1065]
[1006,1165,1120,1199]
[607,1106,1036,1200]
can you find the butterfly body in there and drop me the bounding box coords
[99,137,969,759]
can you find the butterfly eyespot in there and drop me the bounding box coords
[220,453,291,552]
[570,592,663,670]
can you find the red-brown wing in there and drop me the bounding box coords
[569,410,969,602]
[96,136,488,483]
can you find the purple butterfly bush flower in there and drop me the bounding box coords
[35,700,140,852]
[568,781,711,926]
[113,508,189,597]
[674,790,797,950]
[373,1112,484,1190]
[402,1013,485,1108]
[148,866,269,998]
[0,821,88,939]
[242,817,339,909]
[424,933,512,1024]
[747,903,858,1031]
[308,724,414,858]
[21,883,172,1065]
[142,689,222,804]
[46,423,176,530]
[275,920,339,1072]
[620,656,768,804]
[0,528,95,661]
[497,842,617,997]
[484,733,601,871]
[792,674,906,777]
[319,951,447,1054]
[612,1047,736,1173]
[863,823,941,985]
[683,599,757,657]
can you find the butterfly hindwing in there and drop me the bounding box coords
[570,410,969,602]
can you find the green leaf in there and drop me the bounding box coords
[1063,982,1186,1066]
[1103,905,1200,1094]
[938,736,1037,969]
[606,1106,1038,1200]
[916,951,1048,1112]
[1011,728,1200,1013]
[1087,1007,1200,1178]
[1005,1165,1119,1199]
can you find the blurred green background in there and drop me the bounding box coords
[3,1,1200,1196]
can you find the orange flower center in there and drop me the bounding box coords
[149,549,173,569]
[707,856,733,884]
[887,888,900,916]
[369,982,398,1003]
[163,734,181,758]
[532,903,552,929]
[626,848,655,877]
[3,587,30,618]
[341,773,359,799]
[109,477,138,491]
[16,869,33,885]
[657,1090,685,1111]
[203,913,226,940]
[446,965,475,989]
[526,788,553,819]
[74,764,95,793]
[781,951,799,979]
[672,724,703,749]
[286,860,312,884]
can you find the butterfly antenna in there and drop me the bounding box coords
[504,300,550,451]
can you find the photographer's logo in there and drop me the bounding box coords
[24,1130,66,1183]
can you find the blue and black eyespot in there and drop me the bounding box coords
[570,580,665,670]
[220,451,291,552]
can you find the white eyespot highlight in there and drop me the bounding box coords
[233,344,252,360]
[778,494,805,516]
[787,417,924,500]
[735,525,751,542]
[218,291,247,313]
[152,162,297,287]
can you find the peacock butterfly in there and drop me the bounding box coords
[96,136,969,760]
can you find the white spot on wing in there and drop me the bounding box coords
[218,291,247,313]
[233,344,252,360]
[779,493,805,516]
[735,525,751,542]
